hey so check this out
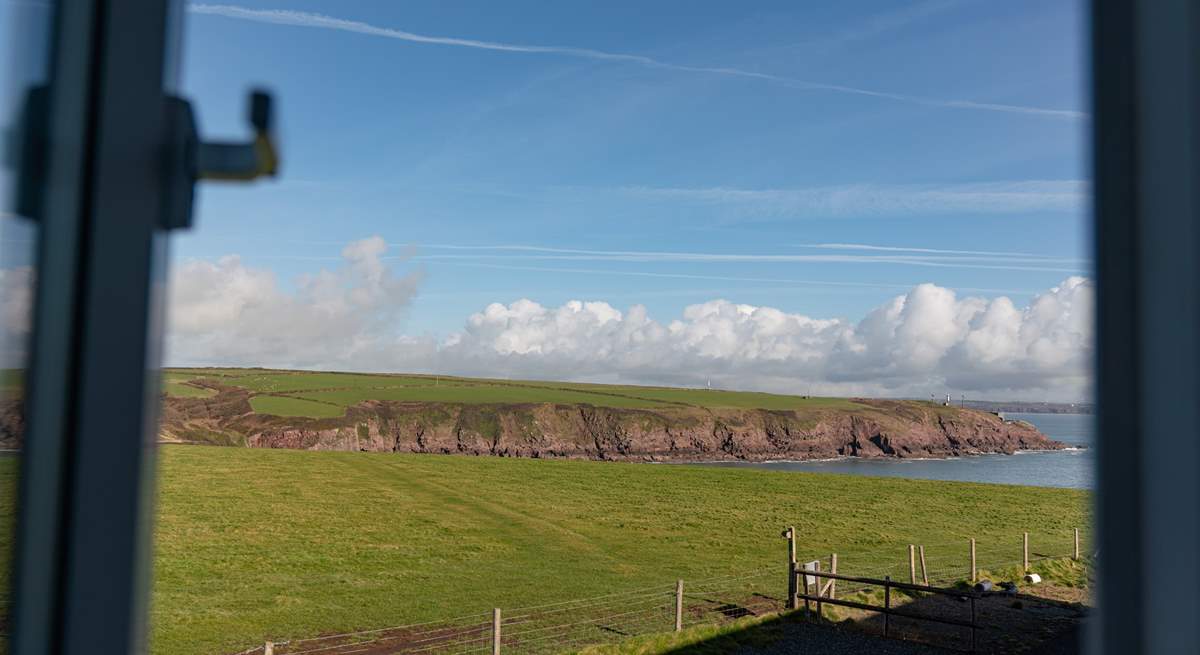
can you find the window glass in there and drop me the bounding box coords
[162,3,1092,654]
[0,0,53,645]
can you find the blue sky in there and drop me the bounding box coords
[179,0,1087,330]
[163,1,1091,398]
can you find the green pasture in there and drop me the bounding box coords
[148,446,1089,654]
[162,368,868,415]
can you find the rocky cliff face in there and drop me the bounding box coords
[159,389,1064,462]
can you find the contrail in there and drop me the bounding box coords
[417,254,1080,274]
[439,261,1040,295]
[405,243,1085,272]
[624,180,1087,215]
[801,243,1047,257]
[187,4,1085,120]
[186,238,1086,272]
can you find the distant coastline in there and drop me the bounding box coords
[962,400,1092,415]
[695,412,1094,489]
[690,445,1087,467]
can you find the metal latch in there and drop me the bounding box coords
[4,85,48,222]
[164,89,280,230]
[6,87,279,230]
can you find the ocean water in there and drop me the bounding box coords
[696,413,1094,489]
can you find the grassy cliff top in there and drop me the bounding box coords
[164,367,869,417]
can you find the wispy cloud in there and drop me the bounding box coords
[799,243,1043,257]
[622,180,1087,218]
[187,3,1085,121]
[191,237,1085,272]
[181,241,1044,293]
[407,243,1085,273]
[439,261,1037,295]
[795,0,967,53]
[187,237,1085,273]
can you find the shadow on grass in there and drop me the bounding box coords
[657,611,950,654]
[851,587,1085,653]
[654,590,1085,654]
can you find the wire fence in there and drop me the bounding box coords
[789,529,1092,652]
[269,611,496,655]
[810,529,1090,592]
[244,571,780,655]
[232,528,1089,655]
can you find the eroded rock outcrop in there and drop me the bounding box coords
[158,390,1065,462]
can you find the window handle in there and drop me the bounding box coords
[5,85,48,222]
[195,91,278,181]
[164,89,280,230]
[7,87,280,230]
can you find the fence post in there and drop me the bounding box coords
[970,538,977,583]
[1073,528,1080,560]
[675,579,684,632]
[919,545,929,586]
[492,608,501,655]
[829,553,838,600]
[908,544,917,584]
[883,576,892,638]
[784,526,797,610]
[264,642,273,655]
[1023,532,1030,571]
[814,559,822,619]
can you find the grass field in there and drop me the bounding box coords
[149,445,1089,655]
[161,371,217,399]
[161,368,867,415]
[0,459,14,600]
[164,382,217,398]
[247,394,346,418]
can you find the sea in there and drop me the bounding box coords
[696,413,1094,489]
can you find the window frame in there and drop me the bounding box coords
[9,2,179,653]
[3,0,1198,652]
[1091,0,1200,652]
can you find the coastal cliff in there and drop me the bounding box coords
[159,387,1064,462]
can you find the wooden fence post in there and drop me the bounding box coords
[970,538,977,583]
[1023,532,1030,571]
[784,526,797,610]
[918,545,929,586]
[492,608,501,655]
[675,580,684,632]
[829,553,838,600]
[883,576,892,637]
[908,544,917,584]
[1073,528,1080,560]
[264,642,273,655]
[814,559,822,619]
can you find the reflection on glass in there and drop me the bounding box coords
[0,0,52,644]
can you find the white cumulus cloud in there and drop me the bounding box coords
[166,236,424,369]
[436,278,1091,399]
[163,239,1093,400]
[0,265,33,368]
